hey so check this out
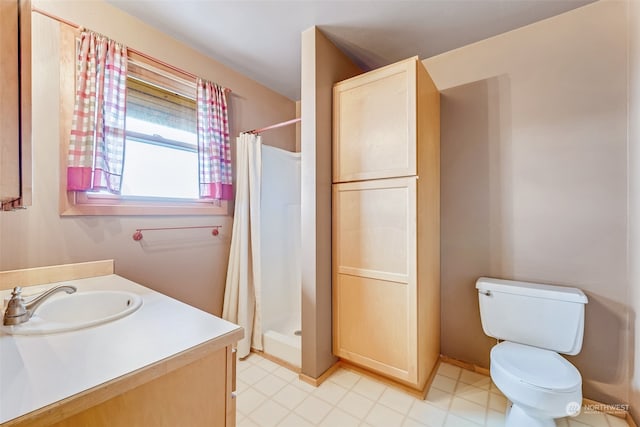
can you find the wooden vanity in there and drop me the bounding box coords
[0,260,243,427]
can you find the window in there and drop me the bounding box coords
[100,75,198,199]
[60,28,228,216]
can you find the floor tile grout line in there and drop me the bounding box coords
[289,384,329,426]
[482,382,490,426]
[335,371,377,424]
[335,369,410,426]
[434,362,464,427]
[455,380,492,427]
[441,372,466,427]
[239,385,268,420]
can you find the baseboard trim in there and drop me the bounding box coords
[298,362,341,387]
[295,357,438,399]
[439,354,490,376]
[336,359,435,399]
[249,349,301,374]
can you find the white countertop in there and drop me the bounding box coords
[0,274,243,424]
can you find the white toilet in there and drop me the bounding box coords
[476,277,588,427]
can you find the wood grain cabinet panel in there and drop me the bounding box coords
[0,0,31,210]
[332,56,440,391]
[19,345,238,427]
[0,0,21,204]
[333,58,416,183]
[334,272,415,382]
[50,348,228,427]
[334,178,415,283]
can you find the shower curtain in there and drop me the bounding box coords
[222,132,263,358]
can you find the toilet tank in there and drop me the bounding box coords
[476,277,588,355]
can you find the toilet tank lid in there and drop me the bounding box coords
[476,277,588,304]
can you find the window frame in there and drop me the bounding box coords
[59,29,228,216]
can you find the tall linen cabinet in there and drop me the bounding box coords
[332,56,440,390]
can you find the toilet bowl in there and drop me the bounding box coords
[476,277,588,427]
[491,342,582,426]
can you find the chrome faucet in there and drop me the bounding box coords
[3,285,77,326]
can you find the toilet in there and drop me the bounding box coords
[476,277,588,427]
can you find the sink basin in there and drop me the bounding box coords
[1,290,143,335]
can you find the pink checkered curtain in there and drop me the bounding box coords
[197,78,233,200]
[67,31,127,193]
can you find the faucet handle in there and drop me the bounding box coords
[4,287,27,325]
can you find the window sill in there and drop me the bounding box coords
[60,191,229,216]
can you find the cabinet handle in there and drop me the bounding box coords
[231,391,237,399]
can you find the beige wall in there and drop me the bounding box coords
[424,0,629,405]
[629,0,640,419]
[0,1,295,316]
[300,27,361,378]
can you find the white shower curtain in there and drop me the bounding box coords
[222,132,263,358]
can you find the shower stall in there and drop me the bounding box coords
[260,144,301,367]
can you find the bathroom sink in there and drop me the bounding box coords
[1,290,142,335]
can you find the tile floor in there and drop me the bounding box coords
[236,352,629,427]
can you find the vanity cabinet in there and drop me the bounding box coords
[332,57,440,390]
[0,0,31,210]
[46,344,237,427]
[0,262,242,427]
[5,343,238,427]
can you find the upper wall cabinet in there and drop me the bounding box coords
[0,0,31,210]
[333,56,431,183]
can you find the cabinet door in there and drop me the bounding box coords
[0,0,30,209]
[332,177,418,384]
[333,57,417,183]
[48,346,230,427]
[0,0,21,204]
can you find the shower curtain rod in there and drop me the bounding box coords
[245,118,301,135]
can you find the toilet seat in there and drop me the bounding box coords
[491,341,581,392]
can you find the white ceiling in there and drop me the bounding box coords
[107,0,596,100]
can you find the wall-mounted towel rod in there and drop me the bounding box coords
[245,117,300,134]
[132,225,222,241]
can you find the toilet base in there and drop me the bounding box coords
[505,402,556,427]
